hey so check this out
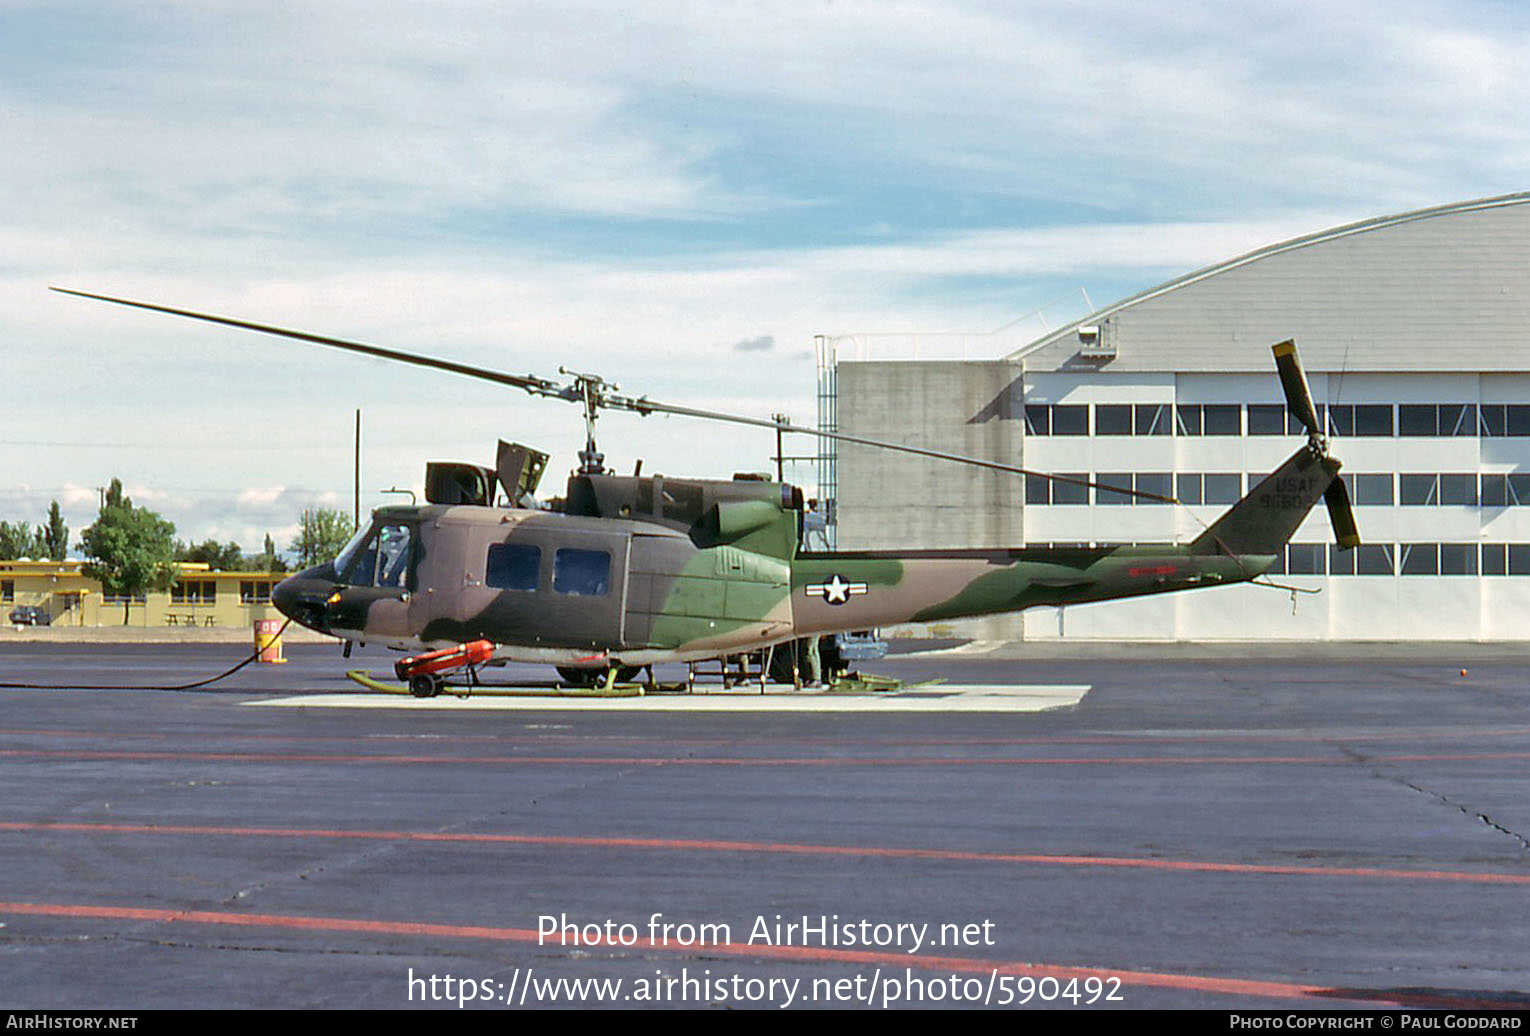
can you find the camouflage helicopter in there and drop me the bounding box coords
[55,288,1358,694]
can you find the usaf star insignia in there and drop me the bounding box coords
[804,574,869,606]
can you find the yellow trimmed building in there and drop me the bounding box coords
[1,559,285,628]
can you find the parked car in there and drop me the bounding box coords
[9,605,51,626]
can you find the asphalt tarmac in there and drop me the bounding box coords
[2,639,1529,1010]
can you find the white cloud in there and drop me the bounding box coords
[6,1,1530,540]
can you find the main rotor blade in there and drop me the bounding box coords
[1325,476,1361,550]
[52,287,1174,503]
[50,287,563,397]
[609,395,1178,504]
[1272,339,1321,435]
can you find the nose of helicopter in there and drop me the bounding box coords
[272,562,338,633]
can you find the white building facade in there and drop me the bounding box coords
[831,193,1530,640]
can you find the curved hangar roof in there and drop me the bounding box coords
[1012,192,1530,374]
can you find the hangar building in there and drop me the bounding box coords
[825,192,1530,640]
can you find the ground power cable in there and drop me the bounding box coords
[0,616,295,692]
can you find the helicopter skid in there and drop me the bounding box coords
[345,669,645,698]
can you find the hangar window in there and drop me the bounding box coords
[1025,473,1090,506]
[1094,473,1134,506]
[1482,544,1530,575]
[1247,404,1286,435]
[1276,542,1393,576]
[1053,475,1090,505]
[1176,474,1202,506]
[1399,474,1437,506]
[1438,475,1478,507]
[1175,404,1240,436]
[1094,405,1132,435]
[1204,405,1241,435]
[1023,403,1088,436]
[1354,544,1394,576]
[1052,406,1088,435]
[1096,473,1170,506]
[553,548,610,596]
[1441,404,1477,436]
[1,580,11,602]
[1399,404,1477,437]
[1480,474,1530,507]
[1325,404,1393,437]
[1136,473,1171,504]
[1248,403,1326,436]
[1399,474,1479,507]
[1341,474,1394,507]
[1134,404,1171,436]
[1398,405,1437,436]
[1203,474,1242,505]
[1399,543,1438,576]
[1479,405,1530,437]
[1439,544,1477,575]
[1174,405,1201,436]
[1357,405,1394,435]
[1094,403,1172,436]
[1025,474,1049,505]
[486,543,540,591]
[1329,545,1355,576]
[1400,542,1480,575]
[1286,544,1326,575]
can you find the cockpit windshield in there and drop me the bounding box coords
[330,523,374,581]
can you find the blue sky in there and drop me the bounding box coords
[3,0,1529,553]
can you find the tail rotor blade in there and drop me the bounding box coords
[1272,340,1321,435]
[1325,476,1361,550]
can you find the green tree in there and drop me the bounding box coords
[249,532,289,573]
[176,538,245,570]
[43,501,68,561]
[0,502,70,561]
[79,479,177,623]
[291,507,353,568]
[0,521,44,560]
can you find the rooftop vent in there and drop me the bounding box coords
[1077,323,1116,359]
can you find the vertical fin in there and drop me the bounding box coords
[1190,447,1340,557]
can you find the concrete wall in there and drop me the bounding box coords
[835,359,1025,550]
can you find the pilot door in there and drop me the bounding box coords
[327,520,424,639]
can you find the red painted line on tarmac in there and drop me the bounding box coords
[4,821,1527,886]
[3,747,1529,766]
[0,898,1368,1005]
[5,724,1530,748]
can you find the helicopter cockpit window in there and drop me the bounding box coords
[337,523,414,588]
[330,524,373,579]
[553,548,610,596]
[486,543,540,591]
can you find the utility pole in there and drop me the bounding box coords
[353,409,361,532]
